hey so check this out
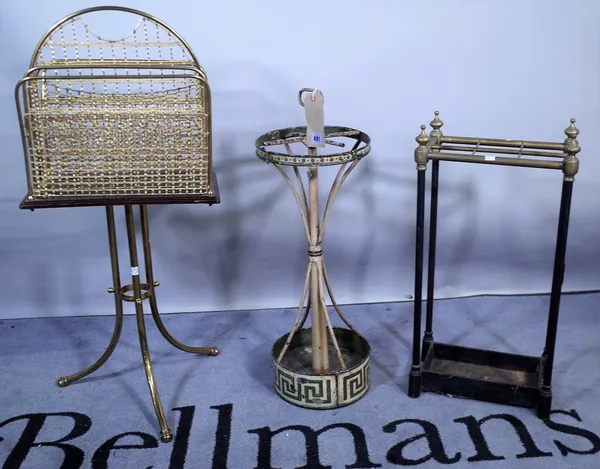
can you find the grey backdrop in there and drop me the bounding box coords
[1,0,598,319]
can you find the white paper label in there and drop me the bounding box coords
[303,89,325,148]
[484,155,495,161]
[310,133,323,145]
[131,266,139,276]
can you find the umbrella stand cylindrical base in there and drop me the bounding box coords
[272,327,371,409]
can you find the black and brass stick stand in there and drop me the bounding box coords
[255,88,372,409]
[15,6,220,442]
[408,112,581,419]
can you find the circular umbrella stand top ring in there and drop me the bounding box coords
[255,109,372,409]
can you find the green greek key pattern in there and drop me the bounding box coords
[274,368,301,401]
[341,360,370,403]
[274,367,333,407]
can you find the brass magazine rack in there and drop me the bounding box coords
[14,6,219,442]
[255,88,372,409]
[408,112,581,418]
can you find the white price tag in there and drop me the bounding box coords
[484,155,496,161]
[310,133,323,145]
[303,89,325,148]
[131,266,139,276]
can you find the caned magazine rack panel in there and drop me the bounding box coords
[15,6,215,208]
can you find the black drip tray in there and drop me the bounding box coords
[422,342,544,409]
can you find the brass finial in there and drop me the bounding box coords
[564,118,579,140]
[562,117,580,181]
[430,111,444,141]
[563,118,580,157]
[415,125,430,169]
[416,125,430,146]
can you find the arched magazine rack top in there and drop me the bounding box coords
[28,6,202,71]
[15,6,215,209]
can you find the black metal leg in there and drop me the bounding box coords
[423,159,439,359]
[538,180,573,418]
[409,169,427,398]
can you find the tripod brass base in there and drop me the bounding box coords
[57,204,219,443]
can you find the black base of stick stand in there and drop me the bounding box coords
[408,113,581,419]
[418,342,549,416]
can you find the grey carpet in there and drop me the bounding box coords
[0,293,599,468]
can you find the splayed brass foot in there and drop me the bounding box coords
[57,377,69,387]
[161,429,174,443]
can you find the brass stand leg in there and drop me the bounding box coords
[139,205,219,356]
[124,205,172,443]
[57,206,124,387]
[57,204,220,444]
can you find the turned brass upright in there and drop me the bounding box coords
[14,7,220,443]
